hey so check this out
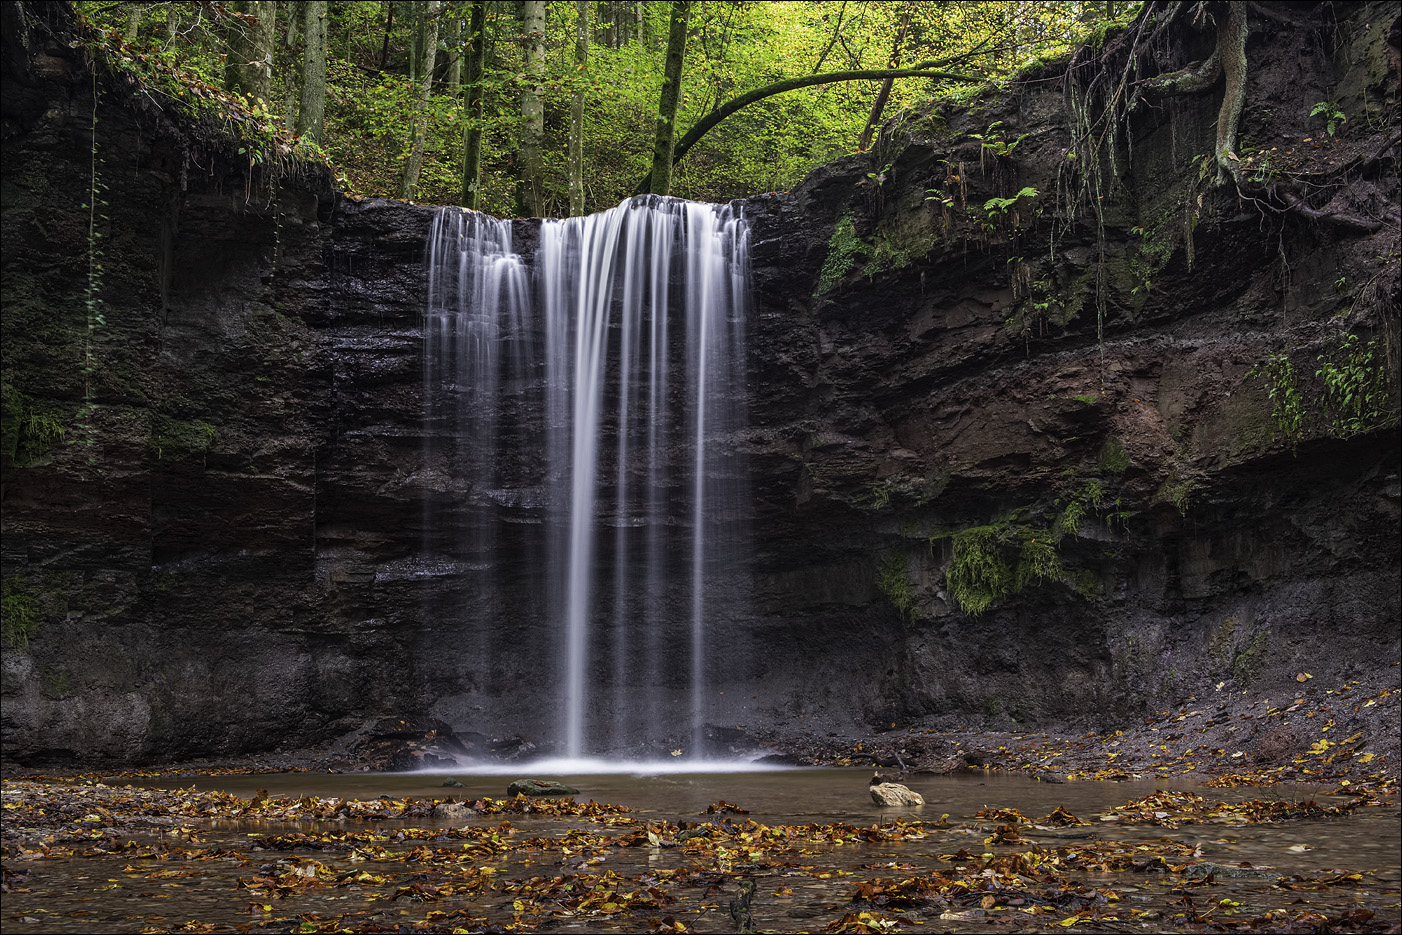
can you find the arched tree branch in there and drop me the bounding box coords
[634,60,977,194]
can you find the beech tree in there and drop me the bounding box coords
[399,0,439,198]
[567,0,589,216]
[225,0,276,106]
[295,0,327,144]
[516,0,546,216]
[461,0,488,209]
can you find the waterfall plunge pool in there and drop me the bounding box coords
[4,769,1397,933]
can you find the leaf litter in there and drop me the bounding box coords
[2,772,1397,934]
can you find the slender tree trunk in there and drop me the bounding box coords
[516,0,546,216]
[857,4,912,151]
[297,0,328,143]
[648,0,690,196]
[407,0,422,83]
[461,0,487,208]
[125,3,144,42]
[380,1,394,71]
[445,13,461,91]
[165,5,178,43]
[226,1,277,105]
[400,0,440,198]
[280,2,300,130]
[568,0,589,215]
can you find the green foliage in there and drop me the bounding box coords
[875,554,916,622]
[0,383,68,467]
[867,480,894,509]
[982,186,1039,216]
[1246,353,1305,446]
[76,0,1115,212]
[815,216,865,296]
[1309,101,1347,137]
[946,525,1014,616]
[1013,529,1062,590]
[1156,470,1198,517]
[1316,333,1394,437]
[1098,437,1130,473]
[975,130,1029,158]
[2,578,40,651]
[1058,479,1105,537]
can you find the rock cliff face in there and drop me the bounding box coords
[2,2,1398,765]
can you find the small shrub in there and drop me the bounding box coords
[876,554,916,621]
[946,526,1013,616]
[815,216,865,296]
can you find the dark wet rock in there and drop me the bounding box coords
[963,751,1001,768]
[350,718,471,772]
[1183,862,1282,881]
[912,757,965,775]
[506,779,579,797]
[489,738,538,761]
[440,777,464,787]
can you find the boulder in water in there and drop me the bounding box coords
[507,779,580,797]
[869,773,924,807]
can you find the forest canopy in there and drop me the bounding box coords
[75,1,1132,215]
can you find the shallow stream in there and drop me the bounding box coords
[4,768,1398,932]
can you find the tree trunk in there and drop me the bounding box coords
[648,0,690,196]
[225,0,277,106]
[445,12,461,91]
[280,2,300,130]
[125,3,144,42]
[857,4,913,152]
[567,0,589,215]
[380,1,394,71]
[297,0,328,143]
[399,0,440,199]
[407,0,422,84]
[516,0,547,216]
[461,0,487,208]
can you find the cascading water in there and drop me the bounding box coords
[422,209,532,681]
[423,196,750,760]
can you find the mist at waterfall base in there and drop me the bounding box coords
[419,196,756,769]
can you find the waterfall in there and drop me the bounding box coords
[424,197,750,759]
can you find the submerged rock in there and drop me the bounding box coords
[507,779,580,797]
